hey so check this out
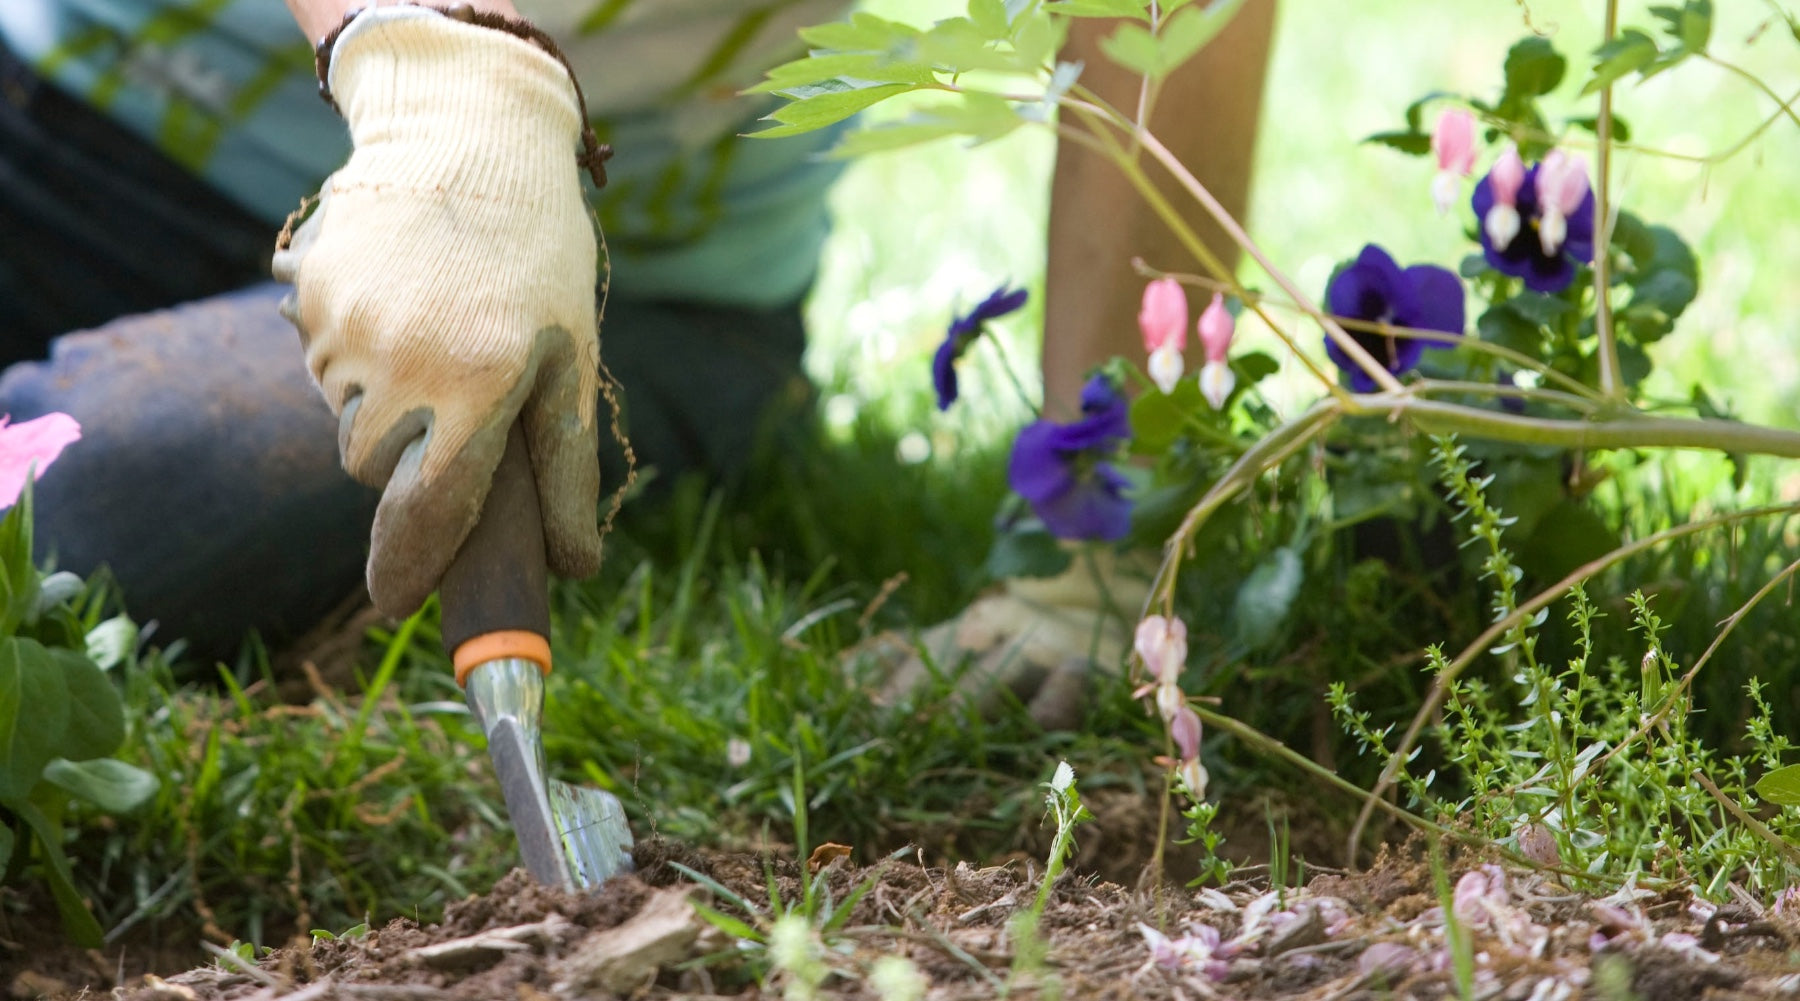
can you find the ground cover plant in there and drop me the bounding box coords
[10,0,1800,998]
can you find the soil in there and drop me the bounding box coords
[18,826,1800,1001]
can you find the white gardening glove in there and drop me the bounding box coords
[272,8,603,618]
[863,547,1154,729]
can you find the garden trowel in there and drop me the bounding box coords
[439,423,633,890]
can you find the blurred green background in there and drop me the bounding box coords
[806,0,1800,452]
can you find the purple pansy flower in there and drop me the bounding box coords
[1008,374,1132,541]
[933,285,1029,410]
[1471,152,1595,294]
[1324,245,1466,393]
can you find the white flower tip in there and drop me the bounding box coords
[1538,208,1567,256]
[1431,171,1460,216]
[1485,204,1521,251]
[1199,360,1235,410]
[1177,758,1209,800]
[1050,760,1075,793]
[1148,344,1185,395]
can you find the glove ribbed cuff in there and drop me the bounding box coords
[328,10,583,202]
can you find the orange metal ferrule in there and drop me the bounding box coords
[453,630,552,687]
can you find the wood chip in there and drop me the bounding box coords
[807,843,853,873]
[405,915,573,969]
[551,887,703,996]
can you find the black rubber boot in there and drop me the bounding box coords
[0,284,377,662]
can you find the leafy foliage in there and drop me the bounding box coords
[0,486,156,946]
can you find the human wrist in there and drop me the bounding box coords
[311,4,612,189]
[286,0,518,43]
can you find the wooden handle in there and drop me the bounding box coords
[440,423,552,682]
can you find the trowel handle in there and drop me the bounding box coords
[440,422,553,687]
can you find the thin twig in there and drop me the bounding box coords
[1592,0,1623,398]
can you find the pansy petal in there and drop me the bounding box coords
[1008,421,1077,504]
[932,337,961,411]
[1398,265,1466,338]
[1033,462,1132,541]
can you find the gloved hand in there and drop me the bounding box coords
[272,7,603,618]
[863,547,1154,730]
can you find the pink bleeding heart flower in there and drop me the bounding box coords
[1140,278,1188,395]
[1533,149,1592,256]
[0,413,81,509]
[1482,143,1526,252]
[1171,704,1202,762]
[1134,614,1188,686]
[1430,109,1477,216]
[1197,293,1236,410]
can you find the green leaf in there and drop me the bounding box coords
[749,54,937,94]
[1233,351,1279,387]
[1097,22,1160,76]
[969,0,1010,38]
[1476,305,1543,358]
[12,799,104,947]
[1567,114,1632,142]
[1647,224,1698,283]
[1362,130,1432,156]
[1755,764,1800,807]
[0,491,39,635]
[691,900,765,943]
[798,13,921,52]
[829,121,969,157]
[985,529,1073,580]
[1129,378,1208,454]
[1582,29,1659,94]
[0,823,11,873]
[1155,0,1247,76]
[1044,0,1152,19]
[1504,293,1574,328]
[43,758,157,814]
[1625,270,1697,336]
[1503,36,1566,99]
[85,615,136,672]
[750,83,914,139]
[1096,0,1244,79]
[0,637,70,802]
[51,645,123,763]
[1232,547,1303,650]
[1513,498,1616,581]
[1651,0,1711,52]
[919,17,1034,72]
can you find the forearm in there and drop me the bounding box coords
[283,0,520,42]
[1042,1,1277,415]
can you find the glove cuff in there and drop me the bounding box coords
[319,6,611,193]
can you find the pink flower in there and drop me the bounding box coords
[1483,144,1526,252]
[1430,109,1477,216]
[1140,278,1188,394]
[0,413,80,509]
[1171,704,1202,762]
[1134,615,1188,685]
[1197,293,1236,410]
[1533,149,1591,256]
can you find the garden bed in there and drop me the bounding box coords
[51,835,1797,1001]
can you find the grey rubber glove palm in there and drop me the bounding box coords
[272,9,603,617]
